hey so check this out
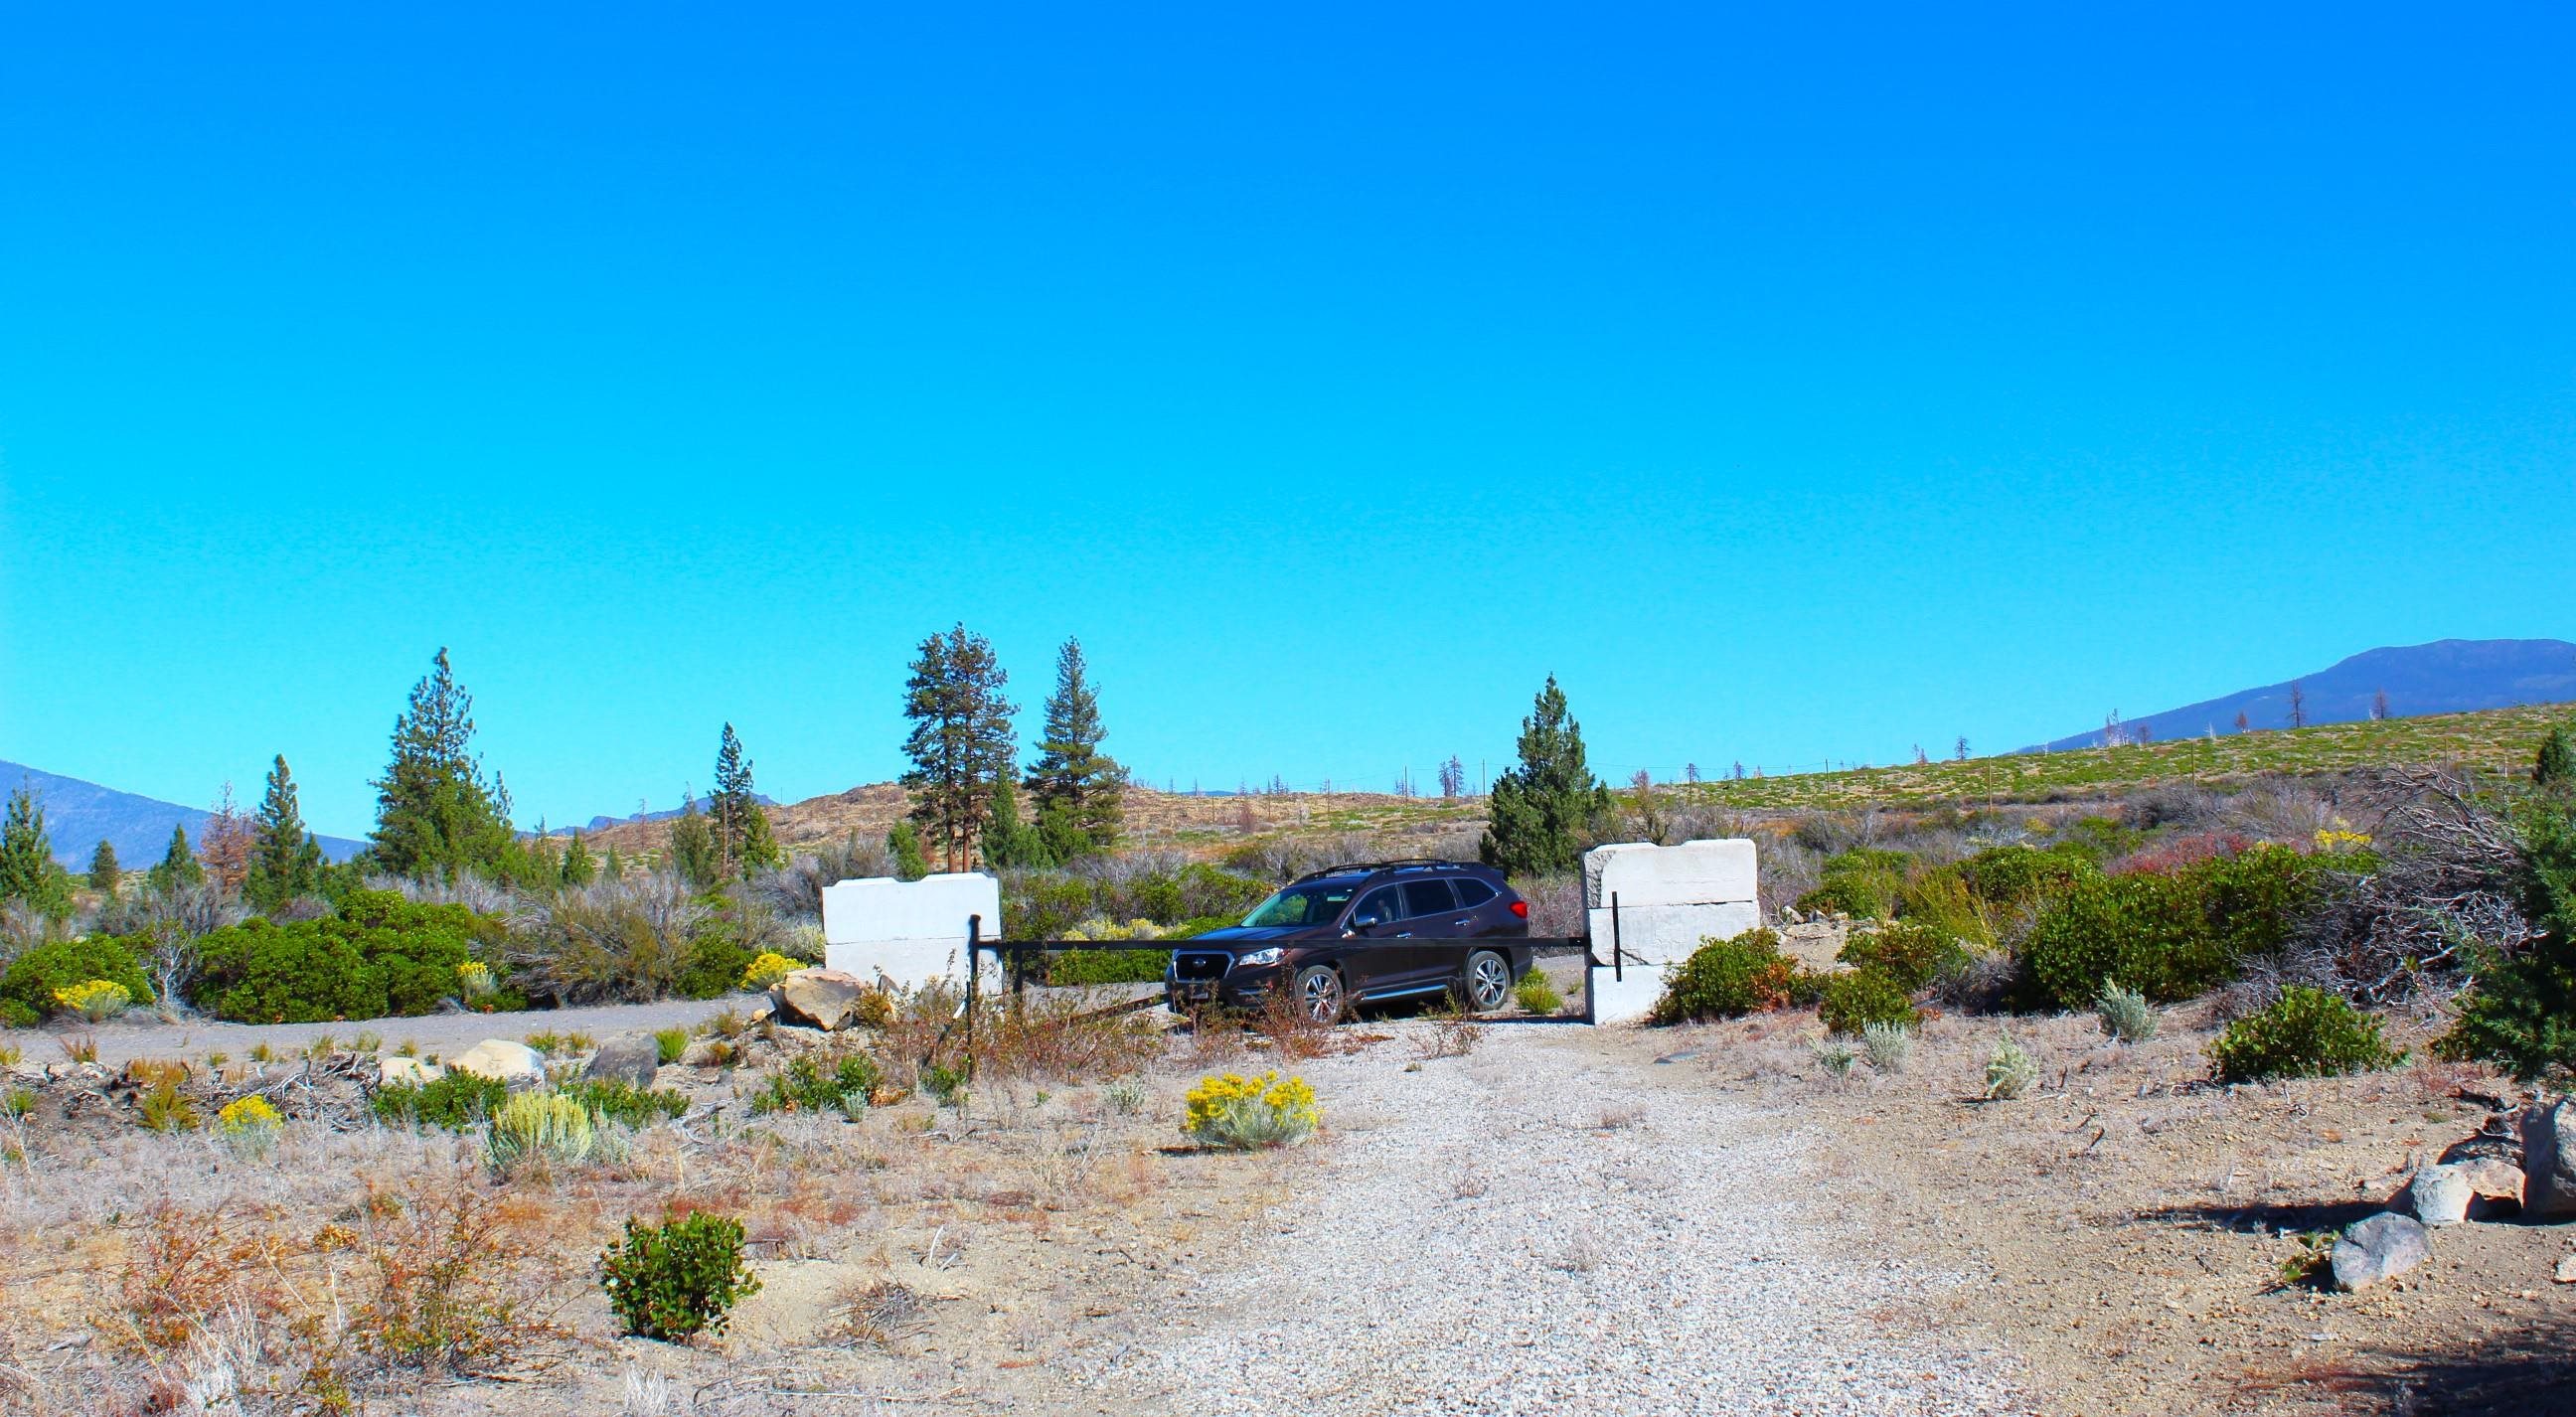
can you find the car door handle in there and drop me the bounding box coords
[1453,918,1473,928]
[1393,932,1413,939]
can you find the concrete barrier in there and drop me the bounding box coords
[820,872,1001,993]
[1581,838,1760,1024]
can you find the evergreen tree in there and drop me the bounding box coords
[148,823,205,894]
[668,792,723,888]
[601,844,626,882]
[561,830,597,887]
[899,624,1019,872]
[0,782,71,917]
[710,722,781,873]
[370,648,519,879]
[981,775,1054,868]
[1024,638,1125,852]
[89,839,121,898]
[2537,717,2576,794]
[1478,676,1611,879]
[242,754,326,912]
[886,820,929,881]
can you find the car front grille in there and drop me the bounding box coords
[1172,951,1231,982]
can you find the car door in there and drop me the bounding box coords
[1342,885,1408,995]
[1386,877,1463,991]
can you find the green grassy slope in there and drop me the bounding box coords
[1679,702,2576,812]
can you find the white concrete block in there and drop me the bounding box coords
[1584,839,1757,910]
[821,873,1002,993]
[1589,964,1668,1025]
[1586,901,1761,966]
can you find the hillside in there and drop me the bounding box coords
[2033,637,2576,751]
[579,700,2575,864]
[0,759,367,866]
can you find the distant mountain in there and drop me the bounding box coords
[2031,638,2576,752]
[0,760,367,867]
[558,792,779,837]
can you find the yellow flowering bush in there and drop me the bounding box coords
[455,961,497,1000]
[218,1095,283,1134]
[2314,828,2373,853]
[53,979,131,1023]
[739,951,800,990]
[1182,1071,1319,1150]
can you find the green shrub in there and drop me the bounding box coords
[1837,922,1962,994]
[557,1078,689,1128]
[1893,868,1997,948]
[1858,1020,1913,1072]
[2437,798,2576,1079]
[2208,986,2402,1083]
[2096,983,2158,1043]
[1514,970,1565,1015]
[750,1053,882,1115]
[2017,871,2232,1012]
[1010,875,1097,940]
[484,1090,623,1173]
[1649,930,1795,1024]
[192,889,493,1023]
[1983,1036,2038,1099]
[673,931,754,1000]
[1817,968,1919,1034]
[1794,848,1913,920]
[1,938,153,1022]
[2191,845,2332,960]
[1046,947,1172,986]
[653,1028,690,1065]
[373,1071,510,1131]
[1166,914,1238,940]
[1956,845,2099,906]
[598,1212,760,1341]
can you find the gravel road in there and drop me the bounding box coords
[1113,1021,2032,1416]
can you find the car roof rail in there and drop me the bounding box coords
[1292,859,1477,883]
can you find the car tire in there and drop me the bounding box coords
[1462,950,1512,1013]
[1294,965,1348,1023]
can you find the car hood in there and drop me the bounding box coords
[1181,925,1333,946]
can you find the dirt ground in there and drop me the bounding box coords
[1646,1003,2576,1417]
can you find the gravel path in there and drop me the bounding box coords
[1114,1022,2032,1416]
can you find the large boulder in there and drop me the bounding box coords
[584,1034,661,1090]
[447,1039,547,1085]
[2520,1098,2576,1220]
[2409,1166,2475,1227]
[2333,1212,2432,1291]
[379,1056,446,1087]
[772,969,869,1030]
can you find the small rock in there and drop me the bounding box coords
[2333,1213,2432,1292]
[379,1056,445,1087]
[1654,1050,1702,1065]
[447,1038,546,1084]
[2556,1255,2576,1285]
[2520,1098,2576,1219]
[772,969,868,1030]
[2410,1166,2475,1226]
[583,1033,660,1089]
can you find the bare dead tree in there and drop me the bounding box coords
[2286,766,2533,1004]
[2288,680,2308,728]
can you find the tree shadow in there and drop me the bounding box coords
[2342,1319,2576,1416]
[2133,1198,2386,1234]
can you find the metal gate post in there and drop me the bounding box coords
[1611,891,1624,982]
[964,913,981,1079]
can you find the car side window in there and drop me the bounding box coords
[1351,887,1401,928]
[1401,879,1457,920]
[1452,878,1496,907]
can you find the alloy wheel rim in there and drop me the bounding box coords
[1471,959,1509,1009]
[1304,972,1342,1021]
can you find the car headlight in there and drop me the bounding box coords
[1236,947,1284,968]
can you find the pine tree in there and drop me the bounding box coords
[710,723,781,874]
[900,625,1019,872]
[370,648,519,879]
[148,823,206,894]
[89,839,121,898]
[2538,718,2576,794]
[886,820,930,880]
[1024,638,1125,853]
[601,845,626,882]
[668,792,723,888]
[561,830,597,887]
[982,774,1054,868]
[0,781,71,917]
[1478,676,1611,879]
[199,782,255,896]
[242,754,326,912]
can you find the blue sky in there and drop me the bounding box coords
[4,4,2573,838]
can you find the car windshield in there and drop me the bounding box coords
[1241,882,1358,928]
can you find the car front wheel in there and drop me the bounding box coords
[1462,950,1512,1012]
[1294,965,1348,1023]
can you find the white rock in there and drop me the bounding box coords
[2409,1165,2474,1226]
[447,1039,546,1084]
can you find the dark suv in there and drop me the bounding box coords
[1165,861,1533,1021]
